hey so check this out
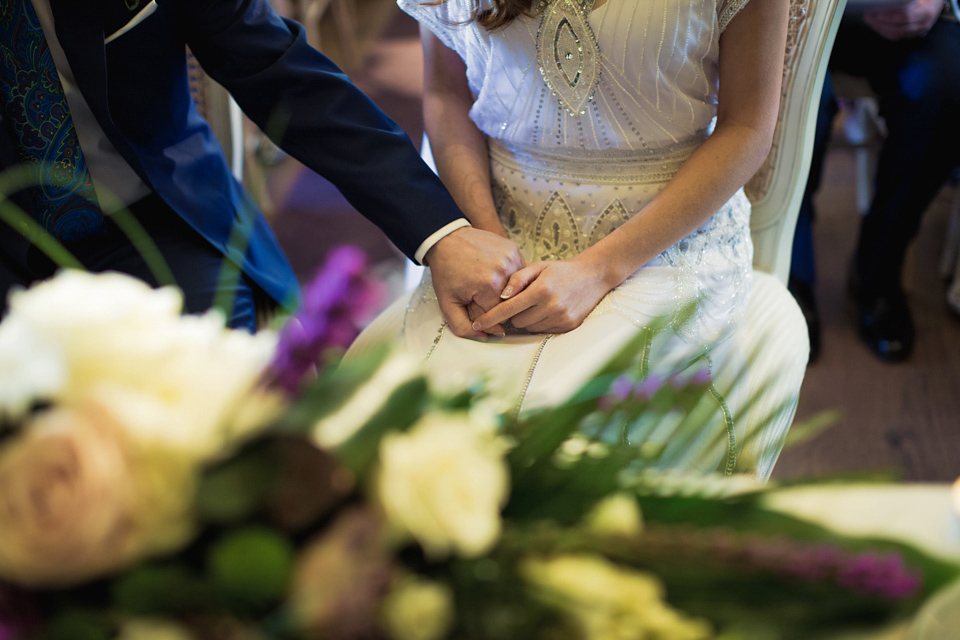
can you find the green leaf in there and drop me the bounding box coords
[208,526,295,607]
[273,343,393,436]
[195,443,279,525]
[112,563,208,615]
[334,376,430,477]
[630,493,960,603]
[505,444,639,523]
[44,610,112,640]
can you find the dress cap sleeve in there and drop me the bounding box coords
[717,0,750,33]
[397,0,477,60]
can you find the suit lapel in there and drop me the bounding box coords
[47,0,151,182]
[48,0,108,118]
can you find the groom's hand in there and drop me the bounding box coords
[425,227,524,340]
[864,0,941,40]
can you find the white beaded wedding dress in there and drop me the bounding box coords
[353,0,784,477]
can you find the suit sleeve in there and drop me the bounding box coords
[173,0,467,261]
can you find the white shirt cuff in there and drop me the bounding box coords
[414,218,472,265]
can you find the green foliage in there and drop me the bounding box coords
[44,610,112,640]
[112,564,208,616]
[195,446,279,525]
[335,375,430,478]
[208,527,296,608]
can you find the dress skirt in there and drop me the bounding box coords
[370,139,758,475]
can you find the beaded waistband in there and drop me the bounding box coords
[488,138,700,185]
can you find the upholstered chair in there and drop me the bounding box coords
[728,0,847,478]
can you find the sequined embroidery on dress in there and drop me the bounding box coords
[535,0,601,117]
[498,187,632,263]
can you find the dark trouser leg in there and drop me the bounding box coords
[832,21,960,298]
[791,72,839,287]
[0,250,34,318]
[829,20,960,360]
[2,193,260,332]
[789,73,838,362]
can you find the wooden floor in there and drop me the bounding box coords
[772,150,960,483]
[267,8,960,484]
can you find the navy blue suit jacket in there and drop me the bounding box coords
[2,0,466,309]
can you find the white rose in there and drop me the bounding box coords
[5,271,184,400]
[0,403,196,587]
[88,313,278,461]
[375,411,509,558]
[7,270,183,324]
[522,554,712,640]
[381,575,455,640]
[116,619,195,640]
[0,315,65,420]
[584,493,644,536]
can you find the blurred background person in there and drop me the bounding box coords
[790,0,960,363]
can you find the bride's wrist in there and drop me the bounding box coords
[574,250,624,293]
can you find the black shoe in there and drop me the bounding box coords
[788,276,821,363]
[856,289,914,363]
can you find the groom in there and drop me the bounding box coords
[0,0,521,335]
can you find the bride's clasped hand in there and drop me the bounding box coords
[472,257,614,336]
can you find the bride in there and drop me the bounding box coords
[352,0,791,476]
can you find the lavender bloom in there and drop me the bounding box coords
[633,374,665,402]
[690,368,712,386]
[646,526,924,602]
[598,374,637,411]
[268,246,383,394]
[743,538,923,600]
[835,552,923,600]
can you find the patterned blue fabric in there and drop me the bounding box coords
[0,0,103,241]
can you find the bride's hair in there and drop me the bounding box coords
[426,0,537,30]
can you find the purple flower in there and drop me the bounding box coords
[835,552,923,600]
[610,375,633,401]
[599,374,649,411]
[632,374,665,402]
[690,368,712,386]
[695,530,923,602]
[268,246,384,394]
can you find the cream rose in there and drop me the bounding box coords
[4,273,277,457]
[86,312,278,461]
[380,575,454,640]
[521,554,712,640]
[0,315,65,420]
[0,403,196,587]
[5,271,183,399]
[116,619,195,640]
[374,411,509,558]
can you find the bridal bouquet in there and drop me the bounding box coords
[0,249,957,640]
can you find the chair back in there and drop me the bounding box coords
[746,0,846,283]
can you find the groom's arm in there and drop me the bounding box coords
[179,0,459,258]
[177,0,522,334]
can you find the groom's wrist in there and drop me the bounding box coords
[415,218,472,266]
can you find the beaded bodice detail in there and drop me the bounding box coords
[534,0,601,116]
[401,0,754,343]
[400,0,750,151]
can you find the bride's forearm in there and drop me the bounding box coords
[577,0,788,292]
[578,123,774,290]
[422,30,506,238]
